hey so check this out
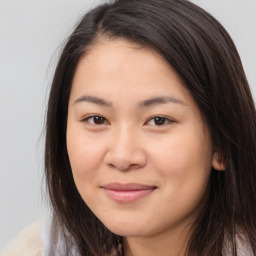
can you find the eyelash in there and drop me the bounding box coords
[81,115,175,127]
[145,115,175,126]
[81,115,109,125]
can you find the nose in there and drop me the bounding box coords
[104,127,147,171]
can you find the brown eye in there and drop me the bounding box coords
[83,115,108,125]
[153,117,166,125]
[92,116,106,124]
[146,116,174,126]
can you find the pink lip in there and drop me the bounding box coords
[101,183,156,203]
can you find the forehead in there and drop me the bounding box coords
[79,38,171,79]
[71,39,190,99]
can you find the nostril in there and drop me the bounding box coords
[107,161,145,171]
[104,144,147,171]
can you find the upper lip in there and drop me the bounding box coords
[101,183,157,191]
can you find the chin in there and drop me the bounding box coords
[103,220,154,238]
[100,218,142,237]
[108,227,145,237]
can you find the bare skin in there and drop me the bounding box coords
[67,38,224,256]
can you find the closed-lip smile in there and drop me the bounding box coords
[101,183,157,203]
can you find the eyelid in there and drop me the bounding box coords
[80,114,175,126]
[81,114,110,125]
[144,115,176,126]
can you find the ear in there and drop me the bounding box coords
[212,151,225,171]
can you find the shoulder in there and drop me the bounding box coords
[2,214,78,256]
[2,221,43,256]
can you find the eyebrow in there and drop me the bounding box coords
[73,95,113,107]
[139,96,186,107]
[73,95,186,108]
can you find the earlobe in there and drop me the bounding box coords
[212,152,226,171]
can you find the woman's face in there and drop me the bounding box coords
[67,39,220,240]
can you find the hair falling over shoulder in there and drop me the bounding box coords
[45,0,256,255]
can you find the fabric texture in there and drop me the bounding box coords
[1,221,43,256]
[40,213,75,256]
[1,214,74,256]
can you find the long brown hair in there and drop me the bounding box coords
[45,0,256,255]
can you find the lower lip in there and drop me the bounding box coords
[103,188,155,203]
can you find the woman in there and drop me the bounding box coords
[3,0,256,255]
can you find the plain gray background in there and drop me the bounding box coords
[0,0,255,251]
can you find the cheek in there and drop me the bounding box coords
[147,133,212,222]
[66,130,106,209]
[152,137,211,170]
[148,128,213,192]
[66,125,104,184]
